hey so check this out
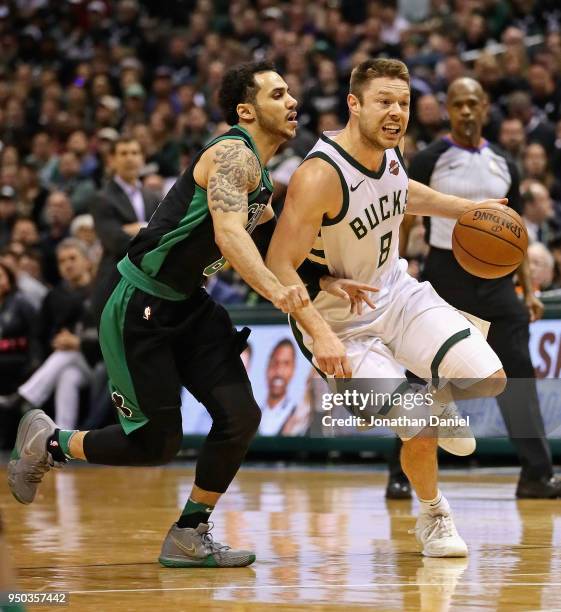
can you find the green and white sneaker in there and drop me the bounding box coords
[159,522,256,568]
[7,409,61,505]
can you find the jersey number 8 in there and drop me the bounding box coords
[378,231,392,268]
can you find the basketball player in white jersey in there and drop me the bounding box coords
[267,59,507,557]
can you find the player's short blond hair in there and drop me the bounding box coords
[350,59,410,102]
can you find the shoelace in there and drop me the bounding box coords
[201,522,231,552]
[409,515,455,541]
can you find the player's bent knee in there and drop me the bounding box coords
[485,368,507,397]
[230,399,261,442]
[135,407,183,465]
[157,428,183,464]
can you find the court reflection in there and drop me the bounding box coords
[1,466,559,610]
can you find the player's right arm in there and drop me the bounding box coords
[205,140,308,313]
[266,159,352,377]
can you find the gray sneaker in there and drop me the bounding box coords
[7,409,61,504]
[159,522,256,568]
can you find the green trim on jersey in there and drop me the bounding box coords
[99,278,149,434]
[118,255,187,300]
[138,126,271,282]
[393,146,408,176]
[431,328,471,387]
[320,133,387,179]
[305,151,350,227]
[140,183,209,278]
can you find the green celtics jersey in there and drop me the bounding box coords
[122,125,273,299]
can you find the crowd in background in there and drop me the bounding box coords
[0,0,561,439]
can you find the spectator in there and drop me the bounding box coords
[507,90,556,154]
[411,94,445,150]
[0,187,18,248]
[0,239,98,430]
[522,142,561,209]
[11,217,40,250]
[66,130,99,180]
[147,111,181,177]
[498,118,527,174]
[521,180,556,244]
[528,242,555,293]
[52,151,97,215]
[122,83,147,130]
[0,260,36,448]
[0,260,35,394]
[527,63,561,123]
[70,214,102,273]
[548,234,561,288]
[0,246,47,312]
[301,59,346,132]
[29,131,59,189]
[18,156,50,228]
[39,191,74,286]
[90,137,160,292]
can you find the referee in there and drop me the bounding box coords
[398,77,561,499]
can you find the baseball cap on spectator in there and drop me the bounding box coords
[121,57,142,72]
[125,83,146,98]
[154,66,173,79]
[262,7,282,21]
[99,95,121,111]
[88,1,106,13]
[97,127,119,142]
[22,25,41,41]
[0,186,16,199]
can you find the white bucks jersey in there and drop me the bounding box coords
[304,131,408,325]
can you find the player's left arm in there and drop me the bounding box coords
[407,179,508,218]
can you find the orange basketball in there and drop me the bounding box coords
[452,204,528,279]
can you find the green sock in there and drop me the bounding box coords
[58,430,78,460]
[177,498,214,529]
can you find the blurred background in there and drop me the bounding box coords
[0,0,561,461]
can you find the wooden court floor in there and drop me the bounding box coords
[2,465,561,611]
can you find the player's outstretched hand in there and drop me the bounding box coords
[272,284,310,313]
[321,277,379,315]
[313,332,352,378]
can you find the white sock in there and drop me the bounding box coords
[419,490,451,516]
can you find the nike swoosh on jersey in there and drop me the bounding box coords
[350,179,365,192]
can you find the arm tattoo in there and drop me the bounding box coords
[209,142,261,212]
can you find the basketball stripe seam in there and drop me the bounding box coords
[453,233,522,266]
[456,221,526,254]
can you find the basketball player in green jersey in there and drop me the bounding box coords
[7,61,374,569]
[267,58,508,557]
